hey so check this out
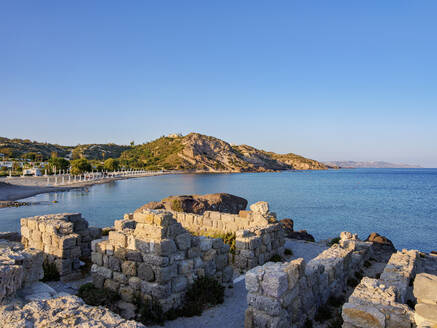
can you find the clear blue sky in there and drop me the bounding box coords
[1,1,436,167]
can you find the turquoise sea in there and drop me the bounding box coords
[1,169,436,252]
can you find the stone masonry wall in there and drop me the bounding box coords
[129,201,285,271]
[342,249,419,328]
[245,232,373,328]
[90,209,233,317]
[20,213,95,281]
[0,240,43,302]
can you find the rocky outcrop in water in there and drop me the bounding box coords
[365,232,396,252]
[138,193,248,215]
[279,218,315,242]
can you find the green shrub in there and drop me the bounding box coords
[136,296,166,325]
[181,276,224,317]
[41,261,60,282]
[269,254,284,262]
[284,248,293,256]
[77,283,120,313]
[205,232,236,255]
[170,199,184,212]
[328,237,340,246]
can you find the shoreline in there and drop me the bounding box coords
[0,169,295,203]
[0,172,175,203]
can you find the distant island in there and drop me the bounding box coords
[323,160,422,169]
[0,133,329,173]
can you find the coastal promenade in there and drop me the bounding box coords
[0,170,176,202]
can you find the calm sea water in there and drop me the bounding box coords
[1,169,436,252]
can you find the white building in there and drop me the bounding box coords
[0,161,13,168]
[22,168,42,176]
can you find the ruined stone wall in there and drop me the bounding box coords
[342,249,419,328]
[234,225,285,271]
[90,209,233,317]
[413,272,437,327]
[244,233,373,328]
[0,240,43,302]
[131,201,286,271]
[20,213,97,281]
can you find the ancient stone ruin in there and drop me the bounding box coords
[20,213,100,281]
[244,231,374,327]
[145,201,285,271]
[91,209,234,316]
[342,249,418,328]
[0,240,43,302]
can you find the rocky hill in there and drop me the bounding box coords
[120,132,328,172]
[1,133,328,171]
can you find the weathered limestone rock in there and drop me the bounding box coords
[245,233,373,327]
[414,273,437,305]
[0,240,43,302]
[366,232,396,253]
[137,193,248,214]
[415,303,437,327]
[249,201,269,215]
[342,249,420,328]
[0,295,145,327]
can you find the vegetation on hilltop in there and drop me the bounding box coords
[1,133,329,172]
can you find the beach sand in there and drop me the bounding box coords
[0,172,171,202]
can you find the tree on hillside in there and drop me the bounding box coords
[48,157,70,172]
[104,158,119,171]
[71,158,91,175]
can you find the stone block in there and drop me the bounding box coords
[137,263,155,282]
[108,231,127,248]
[342,302,385,328]
[104,279,120,292]
[261,268,288,298]
[216,254,228,270]
[141,281,172,299]
[119,285,135,303]
[142,254,169,267]
[91,252,103,266]
[172,276,188,293]
[121,261,136,276]
[153,239,177,256]
[175,233,191,250]
[187,247,201,259]
[202,249,217,262]
[108,256,121,272]
[200,237,213,251]
[247,293,282,316]
[129,276,142,291]
[415,303,437,327]
[155,264,177,283]
[91,264,112,279]
[126,250,143,262]
[92,272,105,288]
[414,273,437,305]
[113,271,128,284]
[178,259,194,274]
